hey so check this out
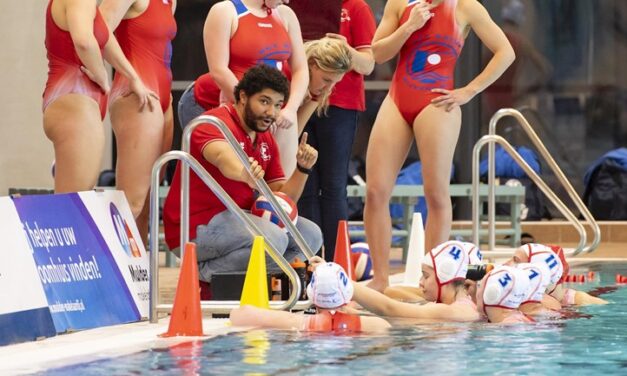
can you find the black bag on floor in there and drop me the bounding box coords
[500,178,551,220]
[347,157,365,220]
[583,149,627,220]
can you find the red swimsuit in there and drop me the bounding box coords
[110,0,177,113]
[305,310,362,333]
[43,0,110,119]
[390,0,464,125]
[193,0,292,110]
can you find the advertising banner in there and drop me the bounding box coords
[12,193,140,333]
[78,191,150,318]
[0,198,56,345]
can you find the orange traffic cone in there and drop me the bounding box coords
[333,220,355,281]
[161,242,203,337]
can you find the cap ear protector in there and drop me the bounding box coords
[423,241,469,302]
[481,266,530,315]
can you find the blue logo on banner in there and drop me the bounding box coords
[14,193,140,333]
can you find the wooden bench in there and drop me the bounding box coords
[346,184,525,260]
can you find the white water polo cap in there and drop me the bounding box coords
[423,241,469,302]
[306,262,353,309]
[521,243,564,286]
[481,265,530,311]
[458,241,483,265]
[517,262,551,304]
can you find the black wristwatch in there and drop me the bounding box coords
[297,164,312,175]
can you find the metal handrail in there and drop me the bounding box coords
[149,151,310,323]
[486,108,600,254]
[472,135,587,257]
[181,115,316,260]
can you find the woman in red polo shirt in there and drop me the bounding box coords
[296,0,377,261]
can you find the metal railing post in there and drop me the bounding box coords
[488,108,600,254]
[150,110,325,321]
[472,135,588,257]
[182,116,315,260]
[149,151,310,322]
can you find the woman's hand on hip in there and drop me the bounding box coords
[127,78,159,112]
[80,66,110,95]
[430,86,477,112]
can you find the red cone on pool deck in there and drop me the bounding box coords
[161,242,203,337]
[578,275,585,283]
[333,220,355,281]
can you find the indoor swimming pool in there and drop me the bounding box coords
[41,262,627,375]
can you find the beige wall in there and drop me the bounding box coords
[0,1,112,195]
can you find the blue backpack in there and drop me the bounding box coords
[479,145,541,178]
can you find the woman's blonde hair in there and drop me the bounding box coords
[304,37,352,115]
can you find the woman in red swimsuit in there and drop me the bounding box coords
[43,0,154,193]
[364,0,515,292]
[99,0,177,238]
[177,0,308,173]
[199,0,306,114]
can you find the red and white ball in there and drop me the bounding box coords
[250,192,298,228]
[350,242,373,281]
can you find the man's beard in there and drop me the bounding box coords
[244,102,274,133]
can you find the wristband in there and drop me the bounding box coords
[297,164,312,175]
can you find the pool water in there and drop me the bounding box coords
[45,264,627,375]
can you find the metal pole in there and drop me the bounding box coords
[472,135,587,256]
[488,108,600,253]
[149,151,306,322]
[182,115,315,259]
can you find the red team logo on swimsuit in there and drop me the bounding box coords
[257,43,291,71]
[403,34,462,90]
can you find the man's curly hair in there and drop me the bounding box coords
[234,64,290,103]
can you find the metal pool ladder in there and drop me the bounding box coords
[149,115,315,322]
[472,108,601,258]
